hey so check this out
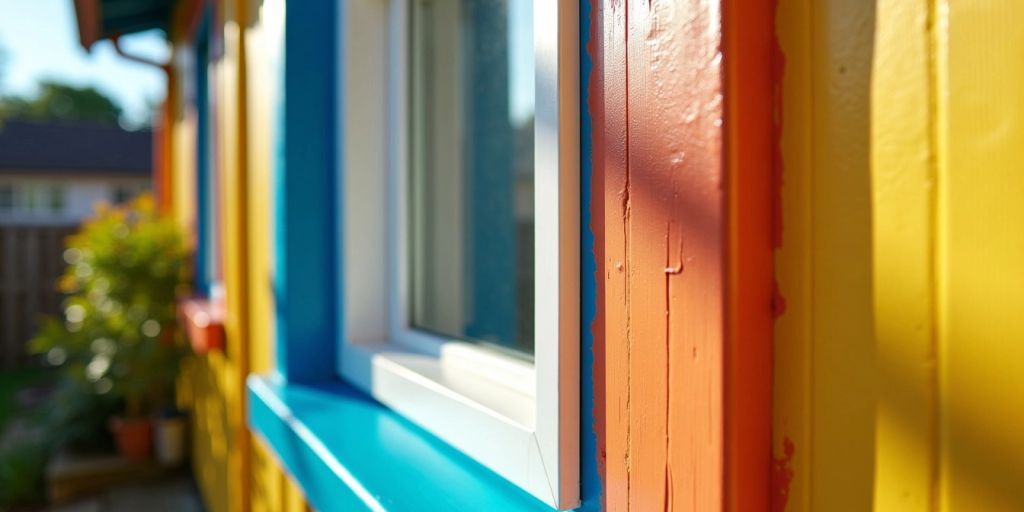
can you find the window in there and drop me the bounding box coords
[0,184,13,212]
[47,185,65,213]
[337,1,579,508]
[409,0,536,357]
[113,184,134,204]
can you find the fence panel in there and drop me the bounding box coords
[0,225,76,369]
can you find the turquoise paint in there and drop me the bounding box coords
[272,0,338,383]
[248,375,550,511]
[578,0,602,508]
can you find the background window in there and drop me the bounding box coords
[409,0,535,356]
[113,185,134,204]
[47,185,65,213]
[0,184,13,212]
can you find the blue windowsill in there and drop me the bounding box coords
[247,374,552,511]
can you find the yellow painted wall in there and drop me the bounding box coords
[774,0,876,510]
[777,0,1024,510]
[938,2,1024,510]
[240,0,309,510]
[169,0,308,510]
[167,0,282,509]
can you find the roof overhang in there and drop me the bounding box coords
[73,0,174,50]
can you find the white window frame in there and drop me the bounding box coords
[335,0,579,509]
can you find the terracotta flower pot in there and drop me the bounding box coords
[110,416,153,461]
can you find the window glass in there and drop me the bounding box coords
[26,184,37,211]
[113,185,133,204]
[0,184,13,211]
[409,0,535,357]
[48,185,65,212]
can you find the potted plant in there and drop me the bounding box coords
[30,194,189,460]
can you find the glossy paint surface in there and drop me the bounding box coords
[272,0,337,384]
[939,2,1024,509]
[248,376,550,511]
[589,0,776,509]
[773,0,877,510]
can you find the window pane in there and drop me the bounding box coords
[0,185,13,211]
[409,0,535,357]
[49,185,65,212]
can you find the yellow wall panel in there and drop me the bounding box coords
[870,0,938,510]
[939,2,1024,510]
[244,0,277,377]
[772,0,814,510]
[775,0,877,510]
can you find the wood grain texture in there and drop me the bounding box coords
[625,1,726,509]
[593,1,776,509]
[593,0,629,508]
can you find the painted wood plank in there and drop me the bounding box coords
[218,1,252,510]
[593,0,630,508]
[870,1,938,509]
[248,376,550,512]
[808,2,877,510]
[771,1,814,510]
[632,1,727,508]
[940,2,1024,509]
[724,0,776,510]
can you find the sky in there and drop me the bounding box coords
[0,0,168,126]
[508,0,534,126]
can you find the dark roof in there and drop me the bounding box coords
[74,0,173,49]
[0,120,151,175]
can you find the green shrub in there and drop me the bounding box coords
[29,194,189,421]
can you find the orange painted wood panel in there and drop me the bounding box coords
[624,0,726,509]
[592,0,629,509]
[592,1,774,510]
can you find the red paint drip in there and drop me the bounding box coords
[772,437,796,512]
[772,279,787,319]
[770,0,787,250]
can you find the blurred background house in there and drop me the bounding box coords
[0,0,162,372]
[0,119,150,369]
[0,120,150,226]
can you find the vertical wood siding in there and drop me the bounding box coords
[939,2,1024,509]
[776,1,1024,510]
[592,1,774,509]
[0,225,74,369]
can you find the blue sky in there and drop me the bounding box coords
[0,0,168,126]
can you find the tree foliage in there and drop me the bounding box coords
[0,80,123,125]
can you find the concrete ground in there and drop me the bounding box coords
[50,475,203,512]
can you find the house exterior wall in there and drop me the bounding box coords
[774,1,1024,511]
[0,174,148,225]
[155,0,1024,511]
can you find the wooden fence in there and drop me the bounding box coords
[0,225,77,369]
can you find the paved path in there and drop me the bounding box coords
[51,476,203,512]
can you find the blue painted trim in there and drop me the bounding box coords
[273,0,338,383]
[193,10,212,293]
[247,375,550,511]
[578,0,602,509]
